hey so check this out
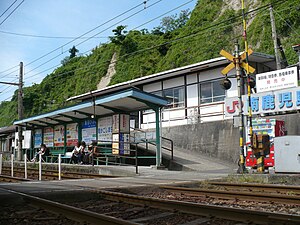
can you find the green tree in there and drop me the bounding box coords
[69,46,79,58]
[109,25,128,45]
[152,9,191,33]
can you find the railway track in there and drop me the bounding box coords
[208,181,300,194]
[160,185,300,204]
[0,174,31,182]
[1,166,117,181]
[2,187,300,225]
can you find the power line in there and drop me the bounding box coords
[273,8,300,37]
[0,0,25,26]
[25,15,244,82]
[25,0,151,68]
[24,1,272,82]
[24,0,193,80]
[132,0,194,30]
[0,29,109,39]
[42,0,285,81]
[10,0,289,86]
[0,69,19,80]
[0,0,18,18]
[0,65,19,75]
[25,0,164,75]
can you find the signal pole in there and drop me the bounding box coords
[234,41,246,173]
[0,62,24,161]
[17,62,24,161]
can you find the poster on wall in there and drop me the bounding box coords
[54,125,65,147]
[119,133,130,155]
[120,114,130,133]
[112,133,119,154]
[34,129,42,148]
[112,114,119,133]
[98,116,112,143]
[66,123,78,146]
[43,127,54,147]
[82,119,96,144]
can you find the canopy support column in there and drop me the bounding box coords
[155,107,162,167]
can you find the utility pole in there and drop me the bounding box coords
[270,4,281,70]
[17,62,24,161]
[234,41,246,173]
[0,62,24,161]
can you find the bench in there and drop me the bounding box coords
[45,148,70,163]
[93,145,113,165]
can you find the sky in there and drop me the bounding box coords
[0,0,197,103]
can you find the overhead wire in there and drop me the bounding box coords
[24,0,153,68]
[24,0,193,81]
[0,0,25,26]
[24,0,164,75]
[24,0,281,83]
[0,30,109,39]
[2,0,288,99]
[273,8,300,37]
[0,0,18,18]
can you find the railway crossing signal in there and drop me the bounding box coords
[220,44,256,174]
[220,48,255,75]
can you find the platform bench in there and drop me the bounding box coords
[45,148,68,163]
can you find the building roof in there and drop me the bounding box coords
[67,52,275,102]
[14,88,168,127]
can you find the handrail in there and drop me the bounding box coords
[130,127,174,160]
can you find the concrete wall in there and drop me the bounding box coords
[160,113,300,164]
[161,119,240,163]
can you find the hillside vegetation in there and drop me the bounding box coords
[0,0,299,126]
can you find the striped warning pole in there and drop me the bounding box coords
[257,152,264,173]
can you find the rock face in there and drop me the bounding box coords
[97,52,117,90]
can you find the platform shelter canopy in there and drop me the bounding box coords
[14,88,168,128]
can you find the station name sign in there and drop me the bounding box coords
[256,67,298,93]
[225,86,300,117]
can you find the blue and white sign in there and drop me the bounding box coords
[225,86,300,117]
[34,129,42,148]
[98,116,112,143]
[82,119,96,144]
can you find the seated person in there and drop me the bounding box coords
[31,144,48,162]
[71,141,82,164]
[89,142,100,165]
[82,142,93,164]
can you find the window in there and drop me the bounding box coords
[200,80,225,104]
[163,87,185,108]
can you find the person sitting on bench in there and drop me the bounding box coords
[31,144,48,162]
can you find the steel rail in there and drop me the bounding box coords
[208,181,300,194]
[97,190,300,225]
[0,174,31,182]
[2,166,117,178]
[160,186,300,204]
[1,188,138,225]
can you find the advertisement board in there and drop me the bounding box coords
[119,133,130,155]
[120,114,130,133]
[112,133,119,154]
[112,114,120,133]
[98,116,112,143]
[66,123,78,146]
[82,119,96,144]
[34,129,42,148]
[43,127,54,147]
[54,125,65,147]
